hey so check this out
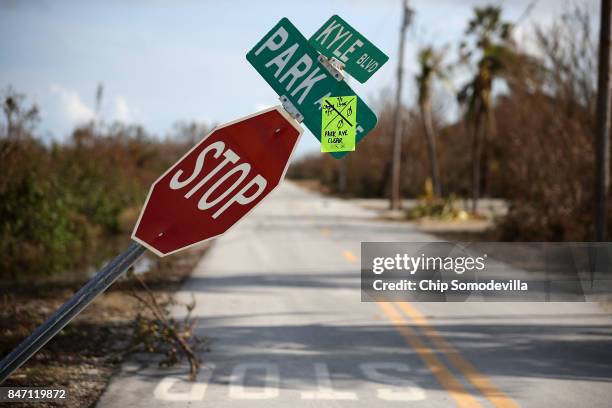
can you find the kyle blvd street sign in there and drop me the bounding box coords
[309,15,389,83]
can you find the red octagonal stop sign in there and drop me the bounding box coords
[132,106,302,256]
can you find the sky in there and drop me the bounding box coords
[0,0,597,157]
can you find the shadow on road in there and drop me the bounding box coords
[119,317,612,395]
[184,272,360,293]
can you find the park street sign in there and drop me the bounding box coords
[132,107,302,256]
[246,17,377,158]
[309,15,389,83]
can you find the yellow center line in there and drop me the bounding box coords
[396,302,519,408]
[341,248,496,407]
[377,302,483,408]
[343,249,357,263]
[320,228,331,237]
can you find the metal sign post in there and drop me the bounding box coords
[0,242,147,383]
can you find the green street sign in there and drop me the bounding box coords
[246,17,377,158]
[309,15,389,83]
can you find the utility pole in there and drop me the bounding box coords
[338,77,350,196]
[338,159,347,195]
[595,0,612,241]
[390,0,413,210]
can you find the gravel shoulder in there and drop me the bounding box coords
[0,244,207,408]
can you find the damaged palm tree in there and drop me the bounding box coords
[458,6,514,214]
[416,46,449,197]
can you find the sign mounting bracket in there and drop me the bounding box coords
[318,55,345,82]
[279,95,304,123]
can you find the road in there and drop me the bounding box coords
[97,182,612,408]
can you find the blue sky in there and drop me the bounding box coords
[0,0,594,156]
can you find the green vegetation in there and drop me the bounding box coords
[406,179,470,222]
[0,89,210,280]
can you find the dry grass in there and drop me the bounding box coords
[0,245,207,408]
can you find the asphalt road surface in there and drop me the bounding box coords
[98,182,612,408]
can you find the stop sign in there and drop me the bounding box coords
[132,106,302,256]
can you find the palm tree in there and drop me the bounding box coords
[415,46,447,197]
[458,6,513,213]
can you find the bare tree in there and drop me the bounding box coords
[458,6,513,213]
[2,88,39,140]
[416,46,447,197]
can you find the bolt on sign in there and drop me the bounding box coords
[309,15,389,83]
[246,17,377,159]
[132,107,302,256]
[321,96,357,153]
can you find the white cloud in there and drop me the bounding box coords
[48,85,141,130]
[49,84,95,124]
[113,95,131,121]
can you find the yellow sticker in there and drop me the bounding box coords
[321,96,357,152]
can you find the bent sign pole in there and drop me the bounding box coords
[0,242,146,383]
[0,107,302,384]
